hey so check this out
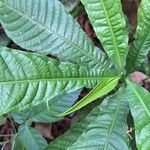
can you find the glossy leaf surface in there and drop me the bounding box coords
[61,77,119,116]
[126,79,150,150]
[0,47,117,116]
[0,0,110,68]
[12,90,81,124]
[81,0,128,71]
[126,0,150,73]
[48,88,130,150]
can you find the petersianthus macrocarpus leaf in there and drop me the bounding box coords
[126,79,150,150]
[81,0,128,72]
[19,125,48,150]
[60,0,78,12]
[60,77,119,116]
[0,32,11,47]
[12,136,26,150]
[0,0,110,69]
[12,90,81,124]
[48,88,130,150]
[126,0,150,73]
[0,47,117,116]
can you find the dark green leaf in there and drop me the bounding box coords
[126,0,150,73]
[0,32,11,46]
[81,0,128,71]
[0,47,117,116]
[19,125,47,150]
[0,0,110,68]
[12,90,81,124]
[48,88,130,150]
[126,79,150,150]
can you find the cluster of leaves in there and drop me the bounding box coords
[0,0,149,149]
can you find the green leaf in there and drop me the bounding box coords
[126,0,150,73]
[19,125,47,150]
[12,90,81,124]
[12,136,26,150]
[0,0,110,68]
[126,79,150,150]
[0,116,6,126]
[60,0,78,12]
[0,32,11,46]
[0,47,117,116]
[61,77,119,116]
[81,0,128,71]
[48,88,130,150]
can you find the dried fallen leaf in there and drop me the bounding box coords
[131,71,148,85]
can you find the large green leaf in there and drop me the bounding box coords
[61,77,119,116]
[19,125,47,150]
[0,47,117,116]
[126,79,150,150]
[126,0,150,73]
[48,88,130,150]
[12,90,81,124]
[0,0,109,68]
[81,0,128,71]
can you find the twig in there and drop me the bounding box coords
[0,134,17,137]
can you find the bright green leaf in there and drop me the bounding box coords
[61,77,119,116]
[48,88,130,150]
[0,0,110,68]
[12,90,81,124]
[19,125,47,150]
[126,0,150,73]
[126,79,150,150]
[0,47,117,116]
[81,0,128,71]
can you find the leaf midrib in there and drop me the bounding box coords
[67,110,103,150]
[0,1,102,66]
[0,77,114,85]
[100,0,123,70]
[103,98,121,150]
[68,97,121,149]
